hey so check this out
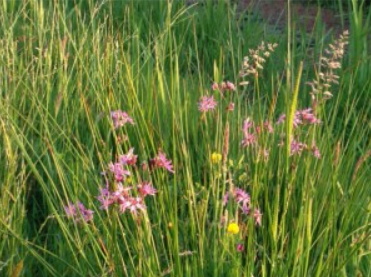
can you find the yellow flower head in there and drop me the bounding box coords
[211,152,222,164]
[227,223,239,234]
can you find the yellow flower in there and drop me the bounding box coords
[211,152,222,164]
[227,223,239,234]
[126,177,132,183]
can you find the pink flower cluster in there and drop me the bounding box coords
[198,81,237,114]
[108,162,131,182]
[223,187,262,226]
[198,95,217,113]
[64,201,94,222]
[274,109,322,159]
[278,138,321,159]
[111,110,134,129]
[290,139,307,156]
[106,148,137,182]
[149,151,175,174]
[97,148,173,215]
[211,81,236,93]
[311,143,321,159]
[97,181,157,215]
[63,108,176,220]
[241,118,256,147]
[241,118,273,148]
[276,108,321,128]
[119,148,138,165]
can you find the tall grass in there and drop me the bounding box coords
[0,0,370,276]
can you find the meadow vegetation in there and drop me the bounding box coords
[0,0,370,276]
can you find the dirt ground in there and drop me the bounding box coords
[238,0,348,34]
[186,0,349,35]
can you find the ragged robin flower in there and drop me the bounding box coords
[198,95,217,113]
[119,148,138,166]
[108,162,131,182]
[137,182,157,197]
[110,110,134,129]
[64,201,94,222]
[150,151,175,173]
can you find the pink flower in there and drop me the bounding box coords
[290,139,307,156]
[276,113,286,125]
[198,95,217,112]
[241,133,256,148]
[293,111,303,127]
[237,243,244,252]
[137,182,157,197]
[97,186,114,210]
[224,187,251,212]
[235,188,251,208]
[299,108,321,125]
[111,110,134,129]
[254,208,262,226]
[64,201,94,222]
[241,205,251,215]
[276,109,320,128]
[241,118,256,147]
[119,148,138,166]
[311,142,321,159]
[108,162,131,182]
[80,207,94,222]
[225,81,236,91]
[263,120,274,133]
[227,102,235,112]
[223,192,229,206]
[150,152,175,173]
[222,188,263,226]
[276,112,302,127]
[220,81,236,92]
[234,188,251,215]
[211,82,219,91]
[243,118,254,132]
[128,197,146,214]
[119,197,146,215]
[64,202,76,218]
[118,197,131,213]
[112,183,133,200]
